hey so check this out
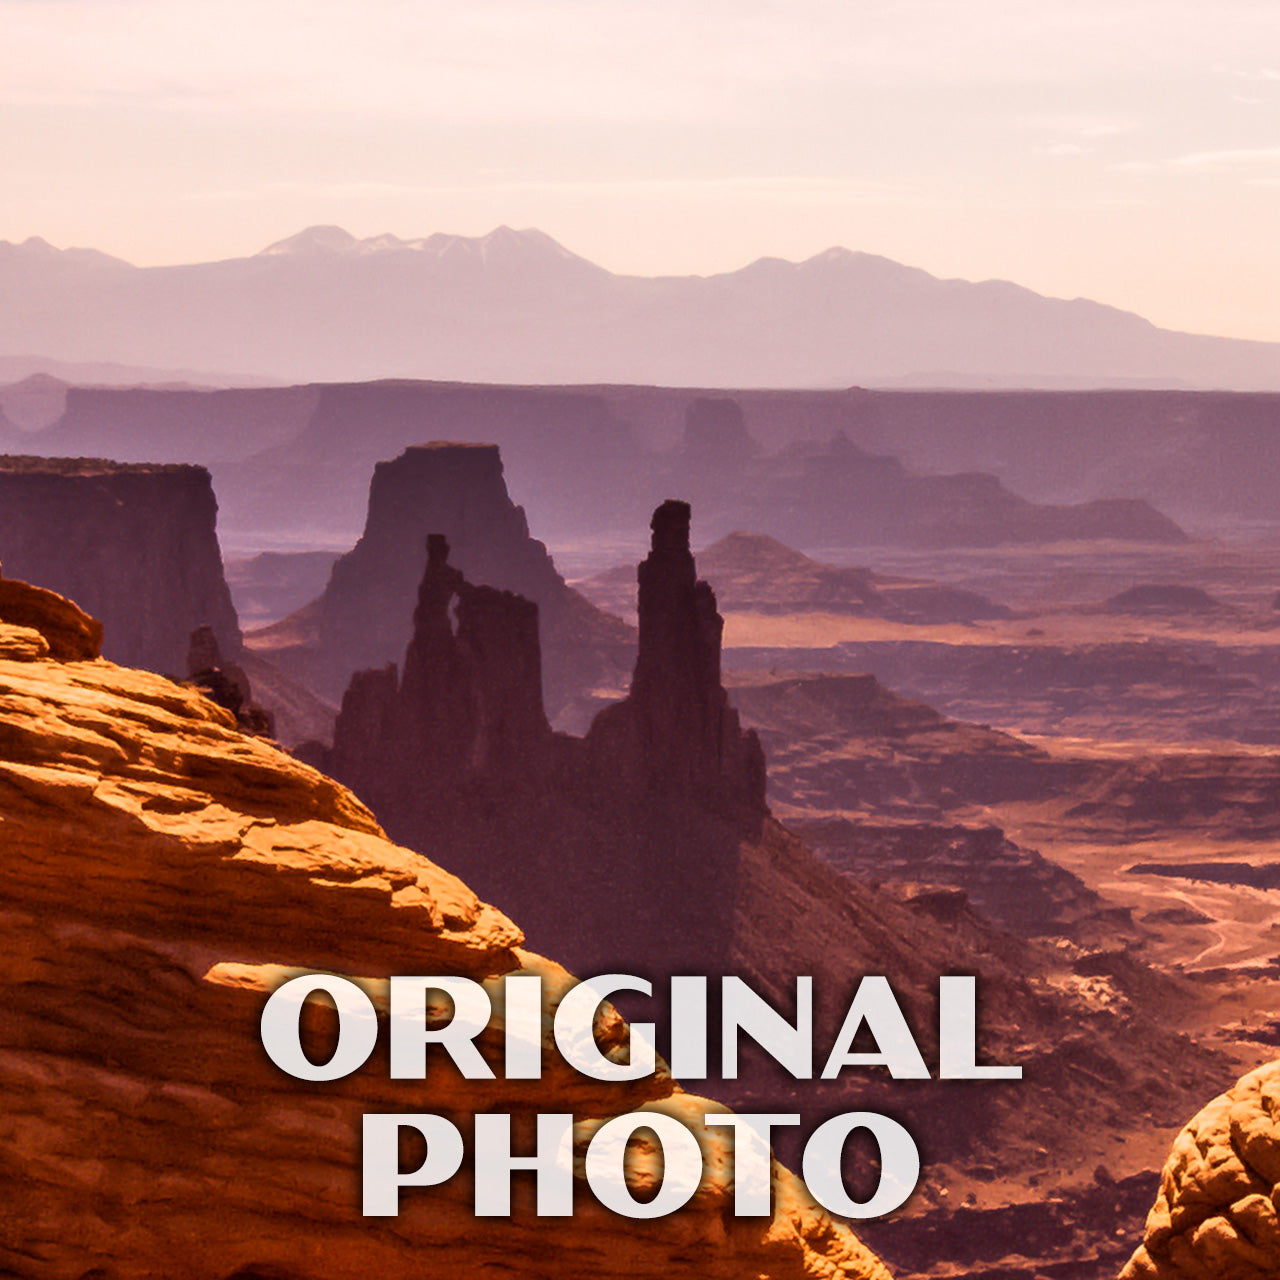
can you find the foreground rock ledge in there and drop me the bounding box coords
[0,605,891,1280]
[1121,1058,1280,1280]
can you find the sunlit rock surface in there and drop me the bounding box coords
[0,579,891,1280]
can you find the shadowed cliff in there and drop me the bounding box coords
[326,500,766,977]
[3,380,1206,554]
[0,455,241,673]
[249,443,635,731]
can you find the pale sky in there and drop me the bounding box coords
[3,0,1279,340]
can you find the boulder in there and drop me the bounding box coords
[1121,1059,1280,1280]
[0,573,102,660]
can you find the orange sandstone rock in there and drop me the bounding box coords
[1121,1059,1280,1280]
[0,626,892,1280]
[0,576,102,660]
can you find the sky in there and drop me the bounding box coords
[2,0,1279,341]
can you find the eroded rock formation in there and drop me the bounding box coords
[322,508,757,986]
[727,671,1117,942]
[248,443,634,730]
[0,455,241,673]
[327,503,766,975]
[11,379,1226,554]
[1121,1058,1280,1280]
[585,501,767,816]
[0,573,101,660]
[322,505,1226,1275]
[713,431,1187,550]
[330,532,555,804]
[186,623,274,737]
[0,577,892,1280]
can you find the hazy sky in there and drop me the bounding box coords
[3,0,1279,340]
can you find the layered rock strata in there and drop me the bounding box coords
[0,578,891,1280]
[323,505,1224,1240]
[0,455,241,673]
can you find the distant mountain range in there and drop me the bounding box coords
[3,226,1280,389]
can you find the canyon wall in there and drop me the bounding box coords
[3,380,1224,550]
[0,456,241,673]
[327,500,766,977]
[322,502,1226,1279]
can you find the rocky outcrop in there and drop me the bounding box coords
[585,501,767,816]
[186,623,274,737]
[710,431,1187,550]
[327,506,765,973]
[248,443,635,729]
[0,579,892,1280]
[329,501,766,839]
[0,455,241,673]
[330,532,555,805]
[1121,1059,1280,1280]
[0,574,101,660]
[323,505,1226,1250]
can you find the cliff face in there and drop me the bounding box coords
[724,672,1116,942]
[14,379,1265,554]
[696,427,1186,550]
[0,578,891,1280]
[0,456,241,673]
[38,382,322,464]
[1121,1059,1280,1280]
[250,443,634,728]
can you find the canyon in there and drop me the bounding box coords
[0,379,1217,556]
[1,380,1279,1278]
[313,494,1240,1280]
[6,558,1275,1280]
[247,443,635,731]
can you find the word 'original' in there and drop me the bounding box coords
[260,972,1020,1220]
